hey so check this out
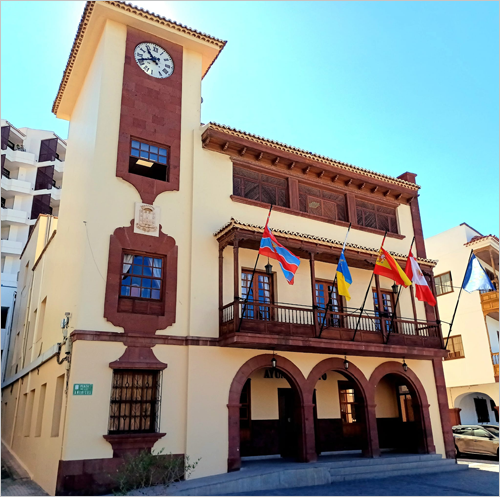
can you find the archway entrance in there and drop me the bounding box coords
[239,369,302,459]
[370,363,435,455]
[228,354,312,472]
[455,392,499,426]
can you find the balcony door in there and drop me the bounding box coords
[372,289,396,333]
[316,280,343,328]
[241,270,274,321]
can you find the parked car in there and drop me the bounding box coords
[452,425,499,457]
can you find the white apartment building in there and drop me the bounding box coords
[426,223,499,427]
[1,120,66,373]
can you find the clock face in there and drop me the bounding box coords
[134,42,174,79]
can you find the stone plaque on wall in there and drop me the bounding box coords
[134,203,160,237]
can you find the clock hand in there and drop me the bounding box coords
[145,46,159,65]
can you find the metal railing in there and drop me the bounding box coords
[221,300,440,338]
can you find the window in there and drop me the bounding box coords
[108,370,161,434]
[338,381,361,423]
[1,307,8,329]
[129,139,168,181]
[316,280,343,328]
[356,200,398,234]
[474,397,490,423]
[119,253,164,315]
[241,270,274,320]
[233,166,288,207]
[299,184,347,221]
[473,428,491,438]
[435,272,453,296]
[398,385,415,422]
[445,335,465,360]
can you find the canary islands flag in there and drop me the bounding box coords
[259,219,300,285]
[336,251,352,301]
[463,253,495,293]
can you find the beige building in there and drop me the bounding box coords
[1,2,457,495]
[426,224,499,428]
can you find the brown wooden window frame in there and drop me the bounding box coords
[108,369,162,435]
[435,271,454,296]
[316,279,344,328]
[299,183,347,222]
[397,384,415,423]
[445,335,465,360]
[241,269,275,321]
[372,288,397,333]
[119,250,166,315]
[233,165,289,208]
[129,137,169,182]
[356,199,399,234]
[338,380,362,424]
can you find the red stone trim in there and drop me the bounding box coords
[432,358,457,459]
[104,220,178,335]
[116,27,182,204]
[369,361,436,455]
[103,432,166,458]
[227,354,313,472]
[109,345,168,370]
[305,358,379,457]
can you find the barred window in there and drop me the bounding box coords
[299,184,347,221]
[119,252,165,315]
[108,370,161,434]
[233,166,288,207]
[435,272,453,296]
[445,335,465,360]
[129,138,168,182]
[356,200,398,234]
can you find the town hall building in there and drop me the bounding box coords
[1,2,456,495]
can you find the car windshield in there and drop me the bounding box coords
[483,426,499,437]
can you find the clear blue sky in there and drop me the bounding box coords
[1,1,498,238]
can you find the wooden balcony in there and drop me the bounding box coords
[492,352,499,381]
[220,301,445,359]
[480,290,499,319]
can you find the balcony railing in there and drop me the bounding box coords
[2,168,10,178]
[220,300,442,348]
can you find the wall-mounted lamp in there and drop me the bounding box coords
[271,351,277,369]
[402,358,408,372]
[392,283,399,294]
[265,258,273,275]
[344,356,349,370]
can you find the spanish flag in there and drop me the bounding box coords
[336,250,352,301]
[374,247,412,288]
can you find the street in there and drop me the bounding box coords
[232,455,499,496]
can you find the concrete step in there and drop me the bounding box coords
[140,456,468,496]
[332,461,468,483]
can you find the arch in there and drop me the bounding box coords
[369,361,435,455]
[227,354,313,472]
[454,391,499,426]
[306,358,379,457]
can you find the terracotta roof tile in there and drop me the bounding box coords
[214,218,436,266]
[465,234,499,247]
[52,1,226,115]
[206,123,420,191]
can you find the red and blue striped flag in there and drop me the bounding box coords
[258,214,300,285]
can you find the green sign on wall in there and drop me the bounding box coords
[73,384,93,396]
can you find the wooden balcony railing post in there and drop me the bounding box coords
[219,246,224,326]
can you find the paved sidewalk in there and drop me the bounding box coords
[1,443,47,496]
[231,467,499,496]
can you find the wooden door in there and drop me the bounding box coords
[316,280,343,328]
[278,388,297,458]
[239,379,252,456]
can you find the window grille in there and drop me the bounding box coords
[108,370,162,434]
[356,200,398,234]
[233,166,288,207]
[298,184,347,221]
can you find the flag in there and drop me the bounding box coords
[259,220,300,285]
[374,247,412,287]
[404,250,436,306]
[462,254,495,293]
[336,251,352,301]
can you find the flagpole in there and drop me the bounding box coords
[352,230,387,342]
[237,204,273,333]
[318,223,351,338]
[444,248,474,349]
[385,236,415,344]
